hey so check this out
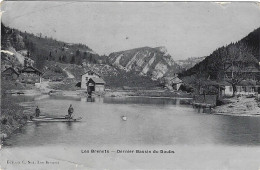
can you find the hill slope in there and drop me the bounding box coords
[180,27,260,79]
[1,23,103,70]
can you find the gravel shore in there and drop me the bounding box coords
[213,96,260,116]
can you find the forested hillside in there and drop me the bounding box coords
[180,27,260,80]
[1,23,105,70]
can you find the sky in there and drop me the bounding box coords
[1,1,260,60]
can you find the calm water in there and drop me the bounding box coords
[3,95,260,147]
[2,95,260,170]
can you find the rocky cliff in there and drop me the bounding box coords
[108,46,182,80]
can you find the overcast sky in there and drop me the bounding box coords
[1,2,260,60]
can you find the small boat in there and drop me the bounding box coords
[28,115,82,122]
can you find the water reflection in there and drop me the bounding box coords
[49,95,81,101]
[196,107,212,114]
[87,96,95,102]
[66,122,73,130]
[103,97,192,105]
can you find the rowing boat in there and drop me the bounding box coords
[28,115,82,122]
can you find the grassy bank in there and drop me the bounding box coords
[0,80,34,140]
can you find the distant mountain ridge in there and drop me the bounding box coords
[108,46,182,80]
[176,56,206,70]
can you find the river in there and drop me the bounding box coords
[1,95,260,170]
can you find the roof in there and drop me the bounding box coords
[2,67,20,75]
[81,69,100,77]
[170,77,182,84]
[21,66,43,75]
[238,80,257,86]
[90,77,106,84]
[199,80,226,89]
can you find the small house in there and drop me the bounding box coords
[81,70,100,89]
[224,80,258,96]
[171,77,183,90]
[19,66,43,84]
[88,77,106,92]
[2,67,20,80]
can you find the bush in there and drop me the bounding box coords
[1,118,8,125]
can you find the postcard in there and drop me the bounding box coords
[1,1,260,170]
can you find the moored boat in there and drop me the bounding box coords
[28,115,82,122]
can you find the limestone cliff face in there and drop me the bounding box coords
[108,46,182,80]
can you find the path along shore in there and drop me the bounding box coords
[213,96,260,117]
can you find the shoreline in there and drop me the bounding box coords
[0,95,35,142]
[213,112,260,117]
[212,96,260,117]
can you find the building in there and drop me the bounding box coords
[170,77,183,90]
[160,74,183,90]
[19,66,43,84]
[222,54,260,96]
[2,67,20,80]
[224,66,260,81]
[224,80,259,96]
[88,77,106,92]
[224,54,260,81]
[81,70,101,89]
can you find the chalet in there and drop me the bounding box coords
[224,66,260,81]
[222,54,260,96]
[171,77,183,91]
[19,66,43,84]
[224,80,259,96]
[81,70,101,89]
[88,77,106,92]
[2,67,20,80]
[224,54,260,81]
[161,74,183,90]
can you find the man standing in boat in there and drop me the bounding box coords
[35,106,40,117]
[68,104,74,118]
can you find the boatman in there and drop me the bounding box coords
[35,106,40,117]
[68,104,74,118]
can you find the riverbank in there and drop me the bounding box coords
[0,80,35,141]
[213,96,260,116]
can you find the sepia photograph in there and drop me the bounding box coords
[0,1,260,169]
